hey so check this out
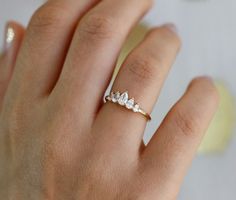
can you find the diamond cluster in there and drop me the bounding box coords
[106,91,140,112]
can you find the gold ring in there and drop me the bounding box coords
[104,91,152,121]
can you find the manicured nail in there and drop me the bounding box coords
[3,24,15,52]
[201,76,214,83]
[162,23,178,34]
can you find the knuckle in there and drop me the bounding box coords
[2,100,27,135]
[79,14,116,40]
[173,108,200,137]
[29,3,69,33]
[127,55,158,84]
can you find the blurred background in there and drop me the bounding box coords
[0,0,236,199]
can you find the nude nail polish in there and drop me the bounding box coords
[162,23,178,34]
[3,24,15,52]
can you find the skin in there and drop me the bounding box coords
[0,0,219,199]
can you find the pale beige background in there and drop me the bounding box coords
[0,0,236,199]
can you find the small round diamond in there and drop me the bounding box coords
[112,92,120,103]
[133,104,140,112]
[110,92,114,99]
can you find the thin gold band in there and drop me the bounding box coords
[104,91,152,121]
[138,109,152,121]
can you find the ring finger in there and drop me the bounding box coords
[96,24,181,150]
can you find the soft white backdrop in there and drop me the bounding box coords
[0,0,236,199]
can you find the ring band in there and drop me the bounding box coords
[104,91,152,121]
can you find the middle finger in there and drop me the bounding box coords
[53,0,153,118]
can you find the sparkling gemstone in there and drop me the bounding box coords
[133,104,140,112]
[110,92,114,99]
[126,98,134,109]
[112,92,120,103]
[118,92,128,105]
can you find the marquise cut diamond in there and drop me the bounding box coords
[118,92,128,106]
[105,91,151,121]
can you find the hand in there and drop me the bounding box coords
[0,0,219,199]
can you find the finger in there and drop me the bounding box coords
[53,0,154,118]
[0,22,25,110]
[7,0,99,99]
[140,77,219,199]
[96,25,181,149]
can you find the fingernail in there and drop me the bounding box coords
[201,76,214,83]
[162,23,178,34]
[3,24,15,52]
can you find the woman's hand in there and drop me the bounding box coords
[0,0,219,199]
